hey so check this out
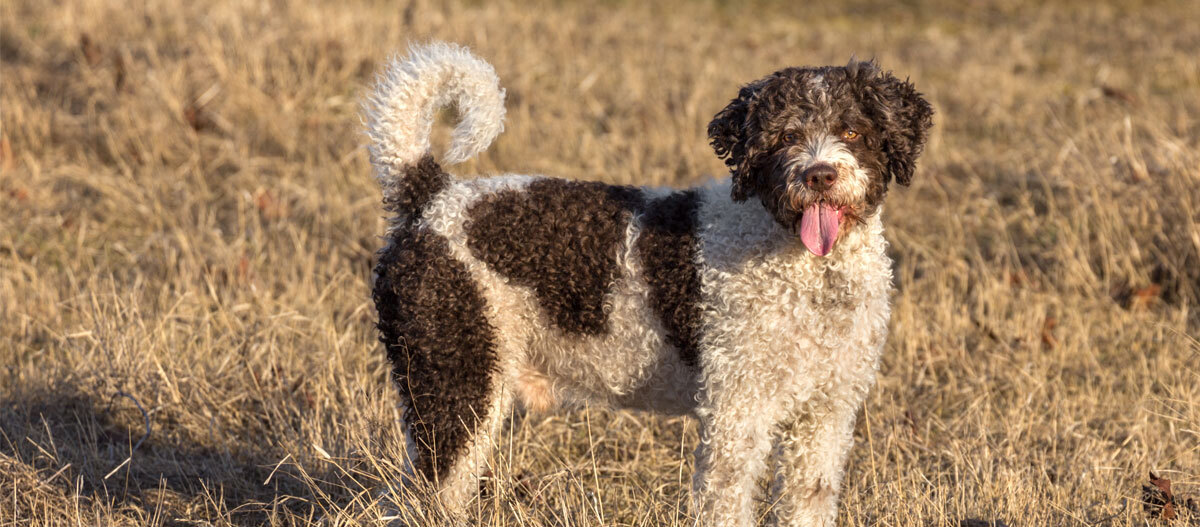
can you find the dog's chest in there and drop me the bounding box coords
[695,204,893,396]
[712,244,888,345]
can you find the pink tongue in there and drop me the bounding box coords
[799,203,841,256]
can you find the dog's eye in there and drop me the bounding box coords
[782,131,799,144]
[841,129,860,141]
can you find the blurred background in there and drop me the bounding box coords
[2,0,1197,525]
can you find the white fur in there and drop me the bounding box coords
[364,42,506,178]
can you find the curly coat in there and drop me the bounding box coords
[364,42,933,527]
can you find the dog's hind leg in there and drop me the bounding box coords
[430,385,514,515]
[373,223,505,518]
[386,366,514,523]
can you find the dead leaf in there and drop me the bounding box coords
[1101,84,1138,105]
[1040,316,1058,350]
[183,83,224,132]
[0,135,14,172]
[80,33,102,66]
[1006,270,1029,288]
[183,104,209,132]
[253,188,288,219]
[8,187,29,203]
[237,254,252,283]
[1143,471,1177,521]
[1130,284,1162,310]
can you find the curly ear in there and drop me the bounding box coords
[708,79,768,202]
[869,70,933,186]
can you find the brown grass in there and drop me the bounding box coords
[2,0,1198,525]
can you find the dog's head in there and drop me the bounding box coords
[708,60,933,256]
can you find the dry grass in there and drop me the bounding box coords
[2,0,1199,525]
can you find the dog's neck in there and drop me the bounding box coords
[697,181,890,275]
[767,208,887,265]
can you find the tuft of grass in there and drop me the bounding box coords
[1,0,1197,525]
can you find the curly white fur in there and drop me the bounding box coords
[691,186,890,527]
[363,41,506,176]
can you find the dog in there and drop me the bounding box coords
[365,42,932,527]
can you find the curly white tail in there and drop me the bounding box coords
[363,42,506,198]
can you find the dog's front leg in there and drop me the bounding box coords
[764,399,860,527]
[691,393,779,527]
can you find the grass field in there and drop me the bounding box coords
[2,0,1199,525]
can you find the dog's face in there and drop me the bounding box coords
[708,61,933,256]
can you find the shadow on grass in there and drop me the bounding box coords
[0,383,342,526]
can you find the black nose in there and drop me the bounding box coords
[802,164,838,192]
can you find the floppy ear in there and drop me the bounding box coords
[708,79,769,202]
[868,69,934,186]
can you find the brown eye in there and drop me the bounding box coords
[842,129,860,141]
[782,131,799,144]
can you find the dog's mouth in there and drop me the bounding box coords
[795,202,848,257]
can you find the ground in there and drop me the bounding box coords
[1,0,1198,525]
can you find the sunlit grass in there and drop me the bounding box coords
[1,0,1197,525]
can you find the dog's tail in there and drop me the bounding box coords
[363,42,506,213]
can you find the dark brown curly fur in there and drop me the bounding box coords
[635,190,703,366]
[381,154,449,214]
[374,173,706,482]
[373,224,498,481]
[707,60,933,228]
[465,179,644,335]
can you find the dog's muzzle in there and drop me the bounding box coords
[801,164,838,192]
[785,163,848,257]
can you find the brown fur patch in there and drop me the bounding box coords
[383,154,449,215]
[635,190,703,366]
[464,179,643,335]
[373,223,498,481]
